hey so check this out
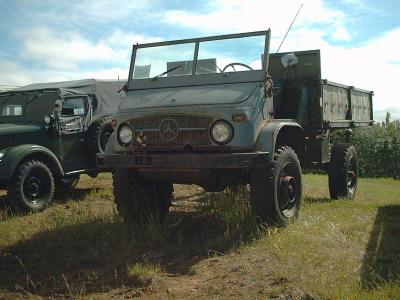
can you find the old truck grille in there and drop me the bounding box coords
[131,114,213,146]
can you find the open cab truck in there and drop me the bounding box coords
[98,30,373,226]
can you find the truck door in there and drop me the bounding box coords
[57,95,92,172]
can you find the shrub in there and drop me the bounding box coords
[353,113,400,179]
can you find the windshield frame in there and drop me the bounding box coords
[127,30,271,91]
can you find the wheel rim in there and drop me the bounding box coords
[347,156,357,195]
[23,173,46,205]
[278,162,299,218]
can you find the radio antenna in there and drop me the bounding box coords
[276,3,303,53]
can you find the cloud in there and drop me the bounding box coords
[163,0,348,41]
[2,0,399,120]
[0,59,34,86]
[2,26,161,86]
[332,26,351,41]
[16,27,161,71]
[17,28,121,70]
[105,29,162,49]
[20,0,154,25]
[162,0,400,115]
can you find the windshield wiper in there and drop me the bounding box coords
[151,65,182,81]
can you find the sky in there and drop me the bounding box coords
[0,0,399,120]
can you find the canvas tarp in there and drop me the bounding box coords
[10,79,126,121]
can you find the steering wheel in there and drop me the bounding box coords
[222,62,254,73]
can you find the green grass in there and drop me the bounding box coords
[0,174,399,299]
[127,262,161,285]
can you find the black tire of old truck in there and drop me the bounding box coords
[328,143,358,200]
[86,118,114,162]
[7,160,55,212]
[113,169,173,224]
[251,146,302,227]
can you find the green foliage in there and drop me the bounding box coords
[127,262,161,285]
[353,113,400,179]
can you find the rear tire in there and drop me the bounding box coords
[7,160,55,212]
[251,146,302,226]
[113,169,173,224]
[329,143,358,200]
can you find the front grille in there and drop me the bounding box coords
[131,114,213,146]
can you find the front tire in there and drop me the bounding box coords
[251,146,302,226]
[7,160,55,212]
[113,169,173,224]
[328,143,358,200]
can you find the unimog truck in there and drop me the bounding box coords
[0,79,125,212]
[97,30,373,225]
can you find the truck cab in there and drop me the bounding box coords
[0,79,124,212]
[99,30,373,226]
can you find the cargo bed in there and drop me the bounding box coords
[269,50,373,131]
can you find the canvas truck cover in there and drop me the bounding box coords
[7,79,126,121]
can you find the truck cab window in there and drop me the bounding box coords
[62,97,86,117]
[1,104,23,116]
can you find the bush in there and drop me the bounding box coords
[352,113,400,179]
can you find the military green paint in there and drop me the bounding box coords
[0,79,124,186]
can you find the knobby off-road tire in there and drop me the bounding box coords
[251,146,302,226]
[329,143,358,200]
[7,160,55,212]
[113,168,173,224]
[86,118,114,163]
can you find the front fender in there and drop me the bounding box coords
[255,121,304,162]
[0,144,64,180]
[104,132,117,154]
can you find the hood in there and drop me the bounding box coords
[120,82,259,109]
[0,123,42,136]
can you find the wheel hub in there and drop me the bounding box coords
[280,175,297,208]
[25,176,42,199]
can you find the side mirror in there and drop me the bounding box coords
[280,53,298,68]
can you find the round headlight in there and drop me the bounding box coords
[210,120,233,145]
[118,124,134,146]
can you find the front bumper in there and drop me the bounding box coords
[97,151,269,169]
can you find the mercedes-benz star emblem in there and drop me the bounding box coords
[159,118,179,142]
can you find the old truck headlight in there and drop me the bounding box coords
[0,152,4,160]
[118,124,134,146]
[210,120,233,145]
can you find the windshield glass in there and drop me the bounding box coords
[131,34,266,80]
[133,43,195,79]
[197,35,264,74]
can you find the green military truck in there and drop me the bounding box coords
[0,79,125,212]
[97,30,373,226]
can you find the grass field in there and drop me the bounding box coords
[0,173,399,299]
